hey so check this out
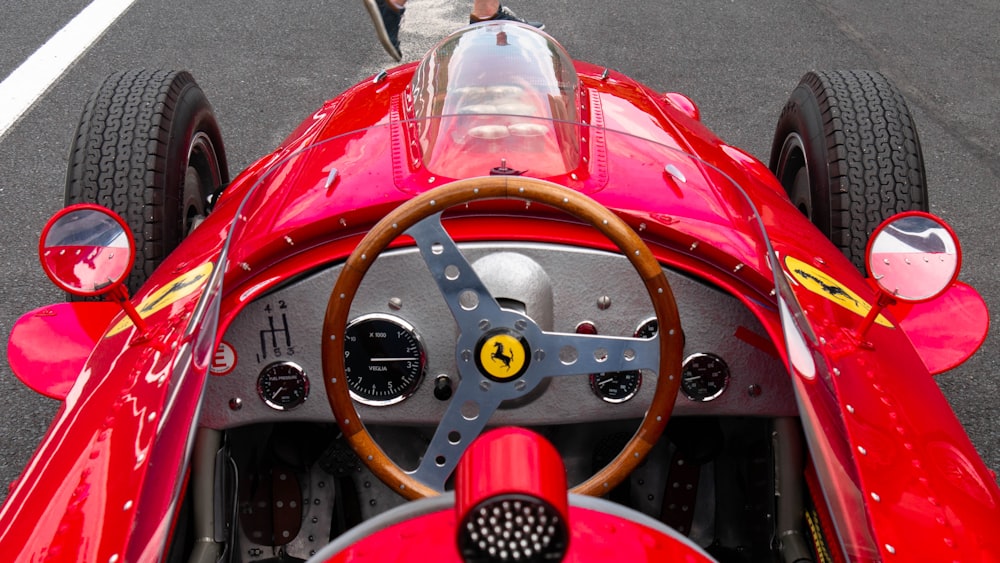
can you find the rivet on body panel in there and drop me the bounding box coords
[664,164,687,183]
[324,168,338,189]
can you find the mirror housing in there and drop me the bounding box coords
[39,204,135,296]
[866,211,960,302]
[856,212,963,343]
[38,204,147,336]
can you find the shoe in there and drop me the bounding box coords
[363,0,403,61]
[470,5,545,30]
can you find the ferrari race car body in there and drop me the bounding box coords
[2,22,997,563]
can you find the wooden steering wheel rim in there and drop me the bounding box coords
[321,176,684,500]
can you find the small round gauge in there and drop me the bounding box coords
[590,369,641,403]
[588,318,656,403]
[681,353,730,402]
[635,318,658,339]
[344,314,427,406]
[257,362,310,411]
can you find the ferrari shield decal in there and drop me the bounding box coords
[784,256,892,327]
[106,262,215,336]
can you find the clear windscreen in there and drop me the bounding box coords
[409,22,580,177]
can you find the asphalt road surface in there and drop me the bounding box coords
[1,0,997,505]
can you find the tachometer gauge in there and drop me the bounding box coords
[344,314,427,406]
[681,353,730,402]
[257,362,310,410]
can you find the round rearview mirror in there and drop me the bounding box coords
[866,211,960,302]
[39,204,135,296]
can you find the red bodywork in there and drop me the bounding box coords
[2,22,996,563]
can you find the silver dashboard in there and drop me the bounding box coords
[201,243,794,430]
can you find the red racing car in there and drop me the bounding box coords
[3,22,997,562]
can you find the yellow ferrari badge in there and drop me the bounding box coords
[106,262,215,336]
[478,332,528,380]
[784,256,891,327]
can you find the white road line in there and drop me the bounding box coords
[0,0,139,140]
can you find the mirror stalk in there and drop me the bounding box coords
[856,291,896,348]
[107,281,149,341]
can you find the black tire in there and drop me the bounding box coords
[769,70,927,271]
[65,69,229,296]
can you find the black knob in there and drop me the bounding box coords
[433,375,453,401]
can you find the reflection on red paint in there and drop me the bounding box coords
[42,245,131,293]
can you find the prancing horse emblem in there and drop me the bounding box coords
[491,341,514,371]
[477,332,529,380]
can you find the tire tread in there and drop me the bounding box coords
[65,70,208,294]
[802,70,928,267]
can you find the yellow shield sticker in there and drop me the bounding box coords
[479,333,527,380]
[106,262,215,337]
[785,256,891,327]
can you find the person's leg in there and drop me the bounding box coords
[470,0,500,20]
[469,1,544,29]
[362,0,406,61]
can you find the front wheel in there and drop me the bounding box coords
[65,69,229,295]
[769,70,927,270]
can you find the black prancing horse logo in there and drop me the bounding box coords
[491,341,514,371]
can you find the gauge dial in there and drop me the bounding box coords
[589,369,641,403]
[634,318,658,340]
[681,353,730,402]
[257,362,310,410]
[344,314,426,406]
[588,318,656,403]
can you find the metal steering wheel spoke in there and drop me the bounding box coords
[526,331,660,379]
[408,378,506,490]
[406,213,505,324]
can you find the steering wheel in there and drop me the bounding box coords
[322,177,683,500]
